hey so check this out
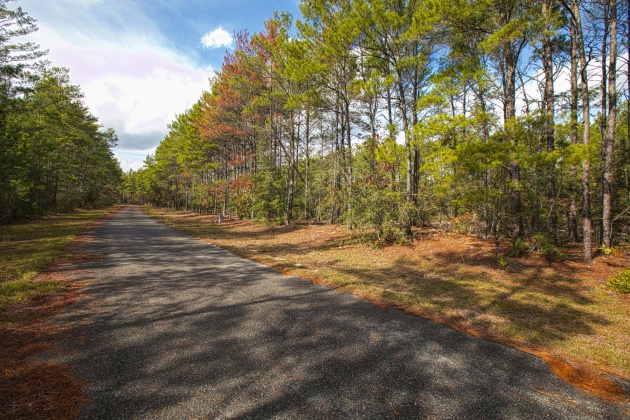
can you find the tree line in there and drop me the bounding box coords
[122,0,630,260]
[0,0,122,224]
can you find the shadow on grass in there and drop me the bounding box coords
[0,210,114,278]
[150,210,348,258]
[41,206,629,419]
[338,255,607,346]
[146,209,628,376]
[151,211,314,241]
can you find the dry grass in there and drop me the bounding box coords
[144,206,630,401]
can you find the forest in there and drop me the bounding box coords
[0,1,122,224]
[121,0,626,260]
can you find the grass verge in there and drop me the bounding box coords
[0,206,121,419]
[0,207,119,312]
[144,206,630,402]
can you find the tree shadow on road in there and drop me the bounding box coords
[45,212,629,419]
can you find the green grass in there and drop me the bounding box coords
[0,278,63,310]
[0,207,118,311]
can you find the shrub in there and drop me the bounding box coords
[541,245,568,261]
[598,245,613,256]
[449,215,476,235]
[365,220,410,247]
[597,245,623,257]
[611,247,624,257]
[496,254,509,268]
[532,233,568,261]
[606,268,630,294]
[509,237,528,257]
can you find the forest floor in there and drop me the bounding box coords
[0,207,122,419]
[144,206,630,400]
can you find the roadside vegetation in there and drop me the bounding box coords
[124,0,630,267]
[0,207,112,419]
[124,0,630,396]
[0,1,122,225]
[145,206,630,392]
[0,208,116,312]
[0,2,125,417]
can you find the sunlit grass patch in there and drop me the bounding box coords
[0,278,63,311]
[0,207,118,312]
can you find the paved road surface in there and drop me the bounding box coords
[50,206,628,419]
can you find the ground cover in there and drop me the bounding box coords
[144,206,630,400]
[0,208,117,311]
[0,207,121,419]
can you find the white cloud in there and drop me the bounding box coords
[79,56,209,139]
[17,0,214,170]
[200,27,233,49]
[115,149,156,172]
[33,26,212,153]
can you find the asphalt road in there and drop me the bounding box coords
[50,206,628,419]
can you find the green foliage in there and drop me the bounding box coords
[450,215,476,235]
[533,233,568,262]
[542,245,568,262]
[353,185,409,246]
[122,0,630,258]
[598,245,613,256]
[606,268,630,294]
[252,166,287,223]
[496,254,509,268]
[0,3,121,222]
[0,0,48,96]
[509,237,528,257]
[351,139,411,246]
[0,208,113,311]
[1,68,122,222]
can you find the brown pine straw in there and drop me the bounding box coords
[391,301,626,403]
[223,242,630,404]
[3,204,622,417]
[401,303,628,403]
[0,278,89,420]
[0,209,122,420]
[297,272,630,404]
[0,362,86,420]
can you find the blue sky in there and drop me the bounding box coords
[18,0,302,170]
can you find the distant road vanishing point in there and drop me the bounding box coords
[49,206,628,419]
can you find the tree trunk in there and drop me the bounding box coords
[601,0,617,248]
[542,0,556,243]
[571,0,593,260]
[396,73,414,236]
[412,62,420,206]
[285,111,295,225]
[344,97,353,229]
[504,43,524,240]
[481,91,490,241]
[568,19,579,242]
[304,109,310,220]
[600,3,609,146]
